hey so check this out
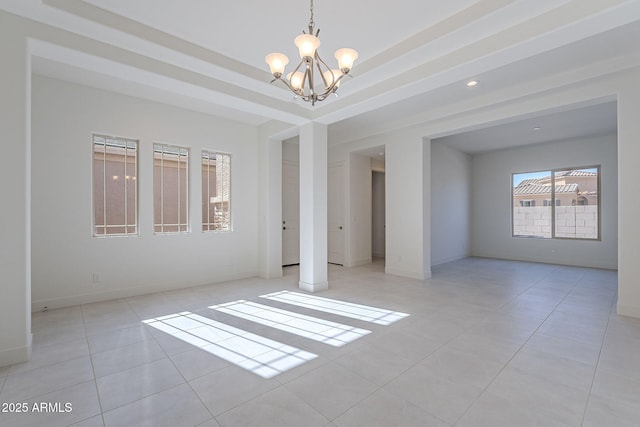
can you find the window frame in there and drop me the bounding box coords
[511,165,601,241]
[201,149,232,232]
[92,133,139,237]
[153,143,191,234]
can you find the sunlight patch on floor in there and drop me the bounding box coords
[210,300,371,347]
[260,291,410,325]
[143,311,316,378]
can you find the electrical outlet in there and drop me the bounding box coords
[92,272,101,284]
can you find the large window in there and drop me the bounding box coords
[202,150,231,231]
[93,134,138,236]
[512,166,600,240]
[154,144,189,233]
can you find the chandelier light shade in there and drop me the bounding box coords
[265,0,358,106]
[294,34,320,59]
[335,48,358,73]
[265,53,289,77]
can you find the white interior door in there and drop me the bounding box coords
[328,163,345,265]
[282,161,300,266]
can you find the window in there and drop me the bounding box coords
[202,150,231,231]
[154,144,189,233]
[512,166,599,240]
[93,134,137,236]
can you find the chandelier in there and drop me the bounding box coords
[265,0,358,106]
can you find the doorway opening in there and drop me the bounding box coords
[372,170,385,262]
[282,138,300,267]
[328,162,346,266]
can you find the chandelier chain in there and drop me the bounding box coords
[309,0,315,28]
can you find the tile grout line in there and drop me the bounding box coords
[340,318,464,426]
[333,306,455,422]
[207,311,369,422]
[121,297,220,425]
[121,284,393,423]
[88,299,200,422]
[80,302,107,427]
[451,272,583,426]
[339,269,542,425]
[15,260,623,426]
[578,297,615,426]
[280,361,378,424]
[0,371,7,397]
[214,381,330,425]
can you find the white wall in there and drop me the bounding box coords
[31,76,260,310]
[0,13,32,366]
[347,153,372,266]
[431,142,472,266]
[328,130,431,280]
[385,133,431,279]
[471,134,618,269]
[617,83,640,317]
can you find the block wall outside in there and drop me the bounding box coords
[513,206,598,239]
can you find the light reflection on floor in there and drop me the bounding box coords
[210,300,371,347]
[142,311,316,378]
[260,291,410,325]
[143,292,409,378]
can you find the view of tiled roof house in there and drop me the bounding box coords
[513,170,598,208]
[513,170,598,239]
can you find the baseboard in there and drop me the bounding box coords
[617,303,640,319]
[431,253,470,267]
[385,267,429,280]
[258,269,283,280]
[31,271,258,312]
[471,252,617,271]
[0,333,32,367]
[298,280,329,293]
[347,258,372,267]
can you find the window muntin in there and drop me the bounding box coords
[154,144,189,233]
[202,150,231,231]
[93,134,138,236]
[512,166,600,240]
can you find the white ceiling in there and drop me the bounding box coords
[433,101,618,154]
[3,0,640,152]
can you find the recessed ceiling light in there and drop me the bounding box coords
[533,127,541,131]
[466,80,478,87]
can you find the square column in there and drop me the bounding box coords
[298,122,328,292]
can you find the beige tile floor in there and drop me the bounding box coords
[1,257,639,426]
